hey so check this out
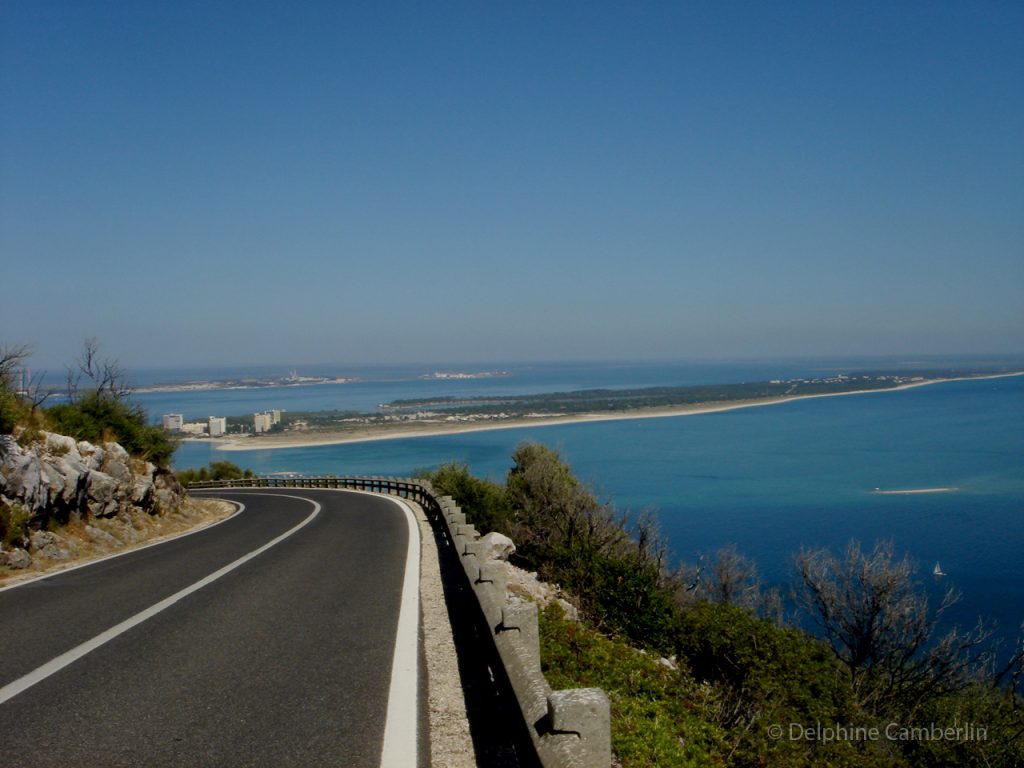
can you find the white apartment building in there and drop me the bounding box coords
[180,422,208,436]
[162,413,184,432]
[254,412,273,433]
[208,416,227,437]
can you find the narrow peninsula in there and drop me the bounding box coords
[206,368,1023,451]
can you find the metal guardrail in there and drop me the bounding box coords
[188,476,611,767]
[187,475,426,497]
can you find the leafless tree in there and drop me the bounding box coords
[794,539,993,714]
[627,510,669,574]
[65,337,130,403]
[1,343,50,433]
[993,623,1024,696]
[0,343,31,385]
[681,545,786,623]
[699,544,760,606]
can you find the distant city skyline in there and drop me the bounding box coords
[2,1,1022,370]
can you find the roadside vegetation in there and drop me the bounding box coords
[176,461,254,485]
[2,341,238,580]
[1,340,176,466]
[422,445,1024,768]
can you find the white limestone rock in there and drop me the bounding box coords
[85,524,121,547]
[505,562,579,621]
[479,531,516,562]
[29,530,71,561]
[0,547,32,569]
[0,430,184,526]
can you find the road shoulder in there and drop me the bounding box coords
[412,500,477,768]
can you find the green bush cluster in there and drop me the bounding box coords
[46,390,177,467]
[176,461,254,485]
[423,462,512,534]
[0,386,26,435]
[2,340,178,467]
[426,445,681,651]
[540,604,728,768]
[422,444,1024,768]
[0,501,31,547]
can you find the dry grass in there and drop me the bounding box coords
[0,497,236,588]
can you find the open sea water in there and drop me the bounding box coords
[156,362,1022,651]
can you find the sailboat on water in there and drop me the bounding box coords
[933,562,947,577]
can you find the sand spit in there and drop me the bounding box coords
[208,371,1024,453]
[873,488,958,495]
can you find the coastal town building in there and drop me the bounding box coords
[253,410,282,433]
[208,416,227,437]
[162,414,184,432]
[180,422,208,436]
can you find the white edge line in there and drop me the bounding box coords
[0,495,320,706]
[377,494,421,768]
[0,498,246,594]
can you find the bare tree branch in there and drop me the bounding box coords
[794,539,993,714]
[0,343,32,384]
[66,338,130,402]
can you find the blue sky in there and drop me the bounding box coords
[2,1,1022,369]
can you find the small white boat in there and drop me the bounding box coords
[933,562,946,577]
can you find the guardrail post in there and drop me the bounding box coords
[541,690,612,768]
[497,602,542,674]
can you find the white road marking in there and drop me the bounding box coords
[378,495,421,768]
[0,496,320,706]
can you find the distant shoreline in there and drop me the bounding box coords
[873,487,958,495]
[205,371,1024,453]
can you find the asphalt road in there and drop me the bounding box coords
[0,488,423,767]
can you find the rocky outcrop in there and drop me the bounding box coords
[478,531,516,562]
[0,431,184,567]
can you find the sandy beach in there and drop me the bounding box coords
[204,371,1024,453]
[873,487,958,495]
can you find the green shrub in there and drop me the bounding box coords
[419,462,513,534]
[177,461,254,485]
[0,386,23,435]
[901,683,1024,768]
[46,391,177,466]
[676,602,885,767]
[581,549,680,653]
[540,603,727,767]
[0,501,31,547]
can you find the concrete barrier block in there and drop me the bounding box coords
[460,540,482,581]
[497,601,541,673]
[544,689,611,768]
[404,481,611,768]
[473,562,508,627]
[476,561,507,597]
[474,581,504,631]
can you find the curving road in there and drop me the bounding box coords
[0,489,424,767]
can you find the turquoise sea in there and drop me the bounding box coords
[161,363,1023,651]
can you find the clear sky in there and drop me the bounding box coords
[2,1,1022,370]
